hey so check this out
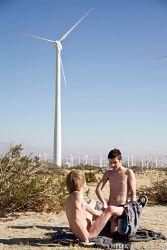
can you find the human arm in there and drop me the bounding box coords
[95,171,109,209]
[128,169,136,201]
[85,202,102,217]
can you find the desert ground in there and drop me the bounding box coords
[0,169,166,250]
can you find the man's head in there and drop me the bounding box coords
[108,148,122,169]
[66,170,86,194]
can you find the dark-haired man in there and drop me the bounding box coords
[96,148,136,232]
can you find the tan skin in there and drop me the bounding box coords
[96,156,136,232]
[65,186,124,243]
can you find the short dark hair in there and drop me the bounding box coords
[108,148,122,160]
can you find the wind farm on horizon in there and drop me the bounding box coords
[35,152,167,169]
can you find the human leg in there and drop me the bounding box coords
[110,206,125,233]
[88,205,124,239]
[111,215,118,232]
[86,199,97,223]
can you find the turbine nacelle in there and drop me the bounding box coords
[55,41,62,50]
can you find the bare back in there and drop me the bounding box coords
[65,191,89,242]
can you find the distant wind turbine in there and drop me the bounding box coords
[20,9,92,166]
[155,55,167,59]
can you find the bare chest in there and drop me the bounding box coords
[109,172,128,189]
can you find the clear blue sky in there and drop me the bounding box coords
[0,0,167,159]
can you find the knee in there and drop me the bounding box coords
[107,205,116,214]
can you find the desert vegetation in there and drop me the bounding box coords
[128,166,167,204]
[0,145,67,214]
[0,145,167,215]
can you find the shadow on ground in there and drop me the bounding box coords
[0,226,70,247]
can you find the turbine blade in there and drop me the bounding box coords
[59,52,67,89]
[17,33,55,43]
[155,55,167,60]
[57,50,67,88]
[59,9,92,42]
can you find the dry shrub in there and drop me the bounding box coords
[137,178,167,205]
[0,145,67,213]
[130,166,143,174]
[85,171,98,183]
[71,164,103,172]
[151,179,167,204]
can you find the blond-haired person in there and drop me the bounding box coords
[65,170,124,243]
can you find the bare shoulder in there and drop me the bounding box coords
[66,192,82,212]
[69,191,81,201]
[125,168,135,177]
[66,191,80,203]
[102,169,113,179]
[104,169,113,176]
[65,194,72,207]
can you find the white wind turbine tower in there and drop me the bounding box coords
[21,10,92,166]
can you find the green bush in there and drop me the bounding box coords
[85,171,98,183]
[0,145,67,213]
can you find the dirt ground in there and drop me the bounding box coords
[0,169,166,250]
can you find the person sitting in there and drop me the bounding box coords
[65,170,124,243]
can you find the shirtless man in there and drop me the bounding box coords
[65,170,125,243]
[96,148,136,232]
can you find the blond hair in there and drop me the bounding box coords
[66,170,86,194]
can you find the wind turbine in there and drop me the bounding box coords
[21,9,92,166]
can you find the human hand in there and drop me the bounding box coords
[102,201,108,210]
